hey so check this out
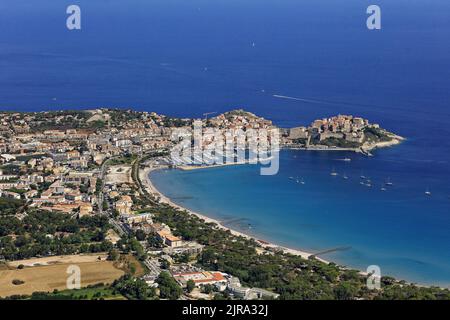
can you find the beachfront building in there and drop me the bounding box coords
[124,212,153,225]
[162,241,204,255]
[172,271,228,290]
[227,276,280,300]
[157,229,183,248]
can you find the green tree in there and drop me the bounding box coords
[107,249,120,261]
[186,280,196,293]
[112,275,155,300]
[156,272,182,300]
[334,282,357,300]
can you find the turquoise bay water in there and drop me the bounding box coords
[151,147,450,287]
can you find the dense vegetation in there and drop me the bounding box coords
[363,127,392,142]
[156,271,183,300]
[318,137,361,149]
[109,154,137,165]
[107,109,143,126]
[0,283,124,300]
[0,164,21,175]
[0,197,24,216]
[112,274,156,300]
[29,110,91,131]
[0,211,113,260]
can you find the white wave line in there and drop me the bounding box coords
[272,95,328,104]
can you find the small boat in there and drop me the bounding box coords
[360,175,366,179]
[300,178,305,185]
[289,176,294,180]
[385,177,393,186]
[425,189,432,196]
[366,183,372,187]
[336,158,351,162]
[343,173,349,180]
[330,168,338,176]
[381,186,387,191]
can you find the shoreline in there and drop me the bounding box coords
[139,165,326,262]
[176,160,250,171]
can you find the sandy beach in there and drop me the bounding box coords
[139,164,327,262]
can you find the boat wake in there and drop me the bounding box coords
[272,94,328,104]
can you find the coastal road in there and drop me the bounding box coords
[96,155,130,237]
[132,150,168,206]
[98,155,120,216]
[98,158,109,216]
[97,150,168,237]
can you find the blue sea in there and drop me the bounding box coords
[1,0,450,286]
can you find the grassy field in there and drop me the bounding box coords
[0,260,124,298]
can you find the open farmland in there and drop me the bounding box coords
[0,258,124,298]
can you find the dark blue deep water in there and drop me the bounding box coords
[1,0,450,285]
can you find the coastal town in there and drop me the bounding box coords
[0,108,401,221]
[0,108,446,301]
